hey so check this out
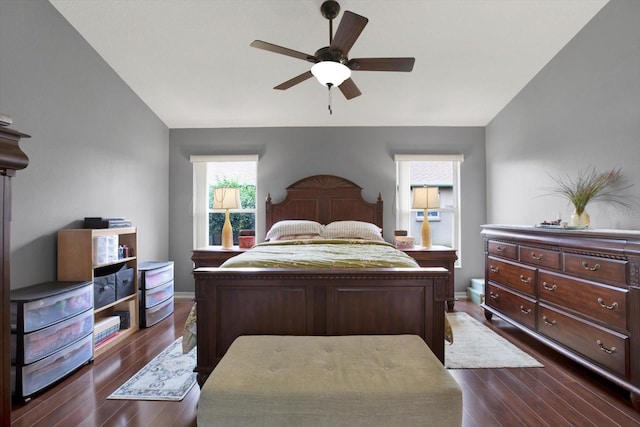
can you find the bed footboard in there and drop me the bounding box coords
[193,267,449,385]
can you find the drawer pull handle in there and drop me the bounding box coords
[582,261,601,272]
[520,275,532,284]
[519,305,531,315]
[596,340,617,354]
[597,298,619,310]
[490,266,499,273]
[542,282,557,291]
[530,252,543,260]
[496,246,505,252]
[489,292,499,300]
[542,315,556,326]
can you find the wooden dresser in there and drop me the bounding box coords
[481,225,640,408]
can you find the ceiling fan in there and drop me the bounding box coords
[250,0,415,112]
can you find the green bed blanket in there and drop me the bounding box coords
[220,239,419,269]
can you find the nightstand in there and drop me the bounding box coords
[401,245,458,311]
[192,246,248,268]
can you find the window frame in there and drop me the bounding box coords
[394,154,463,266]
[190,154,258,248]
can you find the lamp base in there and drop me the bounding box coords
[421,209,432,248]
[221,209,233,249]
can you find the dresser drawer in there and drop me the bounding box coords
[564,253,628,286]
[487,256,536,296]
[486,282,536,329]
[538,270,627,331]
[519,246,561,270]
[538,304,628,378]
[488,240,518,260]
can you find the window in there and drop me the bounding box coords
[191,155,258,248]
[395,154,463,265]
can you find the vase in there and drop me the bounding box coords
[570,209,590,227]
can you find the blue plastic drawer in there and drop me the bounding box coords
[13,334,93,398]
[13,309,93,364]
[11,283,93,333]
[144,280,174,308]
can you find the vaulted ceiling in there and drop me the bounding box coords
[49,0,608,128]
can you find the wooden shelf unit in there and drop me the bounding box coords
[57,227,139,356]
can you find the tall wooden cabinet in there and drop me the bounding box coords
[0,127,29,425]
[57,227,139,356]
[481,224,640,409]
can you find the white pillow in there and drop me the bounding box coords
[323,220,384,241]
[265,220,324,241]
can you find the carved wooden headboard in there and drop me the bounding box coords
[265,175,383,232]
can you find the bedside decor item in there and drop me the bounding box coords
[546,166,631,227]
[213,187,241,249]
[412,186,439,247]
[238,229,255,249]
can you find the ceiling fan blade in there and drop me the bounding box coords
[348,57,415,72]
[250,40,315,62]
[330,11,368,56]
[274,71,314,90]
[338,78,361,100]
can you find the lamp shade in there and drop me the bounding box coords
[311,61,351,87]
[412,187,440,209]
[212,187,241,210]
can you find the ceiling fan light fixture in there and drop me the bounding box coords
[311,61,351,87]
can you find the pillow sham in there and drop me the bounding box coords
[272,233,323,241]
[265,220,325,241]
[322,220,384,241]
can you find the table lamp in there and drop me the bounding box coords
[412,187,439,248]
[213,187,241,249]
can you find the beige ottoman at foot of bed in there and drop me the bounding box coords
[197,335,462,427]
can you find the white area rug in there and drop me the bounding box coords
[108,337,197,401]
[445,312,543,369]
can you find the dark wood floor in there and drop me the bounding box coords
[11,298,640,426]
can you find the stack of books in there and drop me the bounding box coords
[84,217,132,229]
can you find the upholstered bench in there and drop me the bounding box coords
[198,335,462,426]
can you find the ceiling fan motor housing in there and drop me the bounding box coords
[314,47,348,65]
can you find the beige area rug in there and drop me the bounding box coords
[445,312,543,369]
[108,337,197,401]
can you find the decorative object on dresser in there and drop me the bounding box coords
[544,166,632,227]
[481,224,640,409]
[138,261,174,328]
[212,187,241,249]
[57,227,139,355]
[10,281,94,402]
[0,126,29,425]
[412,186,440,247]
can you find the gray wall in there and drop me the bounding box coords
[0,1,170,289]
[486,0,640,228]
[169,127,486,295]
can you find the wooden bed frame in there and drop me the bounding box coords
[193,175,449,385]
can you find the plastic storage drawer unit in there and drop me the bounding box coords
[10,280,94,402]
[138,261,174,328]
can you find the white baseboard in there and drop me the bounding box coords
[174,292,195,300]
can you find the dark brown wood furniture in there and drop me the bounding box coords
[481,224,640,409]
[402,245,458,311]
[192,246,247,268]
[193,175,450,385]
[1,127,29,425]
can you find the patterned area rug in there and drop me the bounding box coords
[108,337,197,401]
[445,312,543,369]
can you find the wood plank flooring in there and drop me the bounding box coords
[11,298,640,426]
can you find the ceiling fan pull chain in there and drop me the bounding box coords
[327,84,333,114]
